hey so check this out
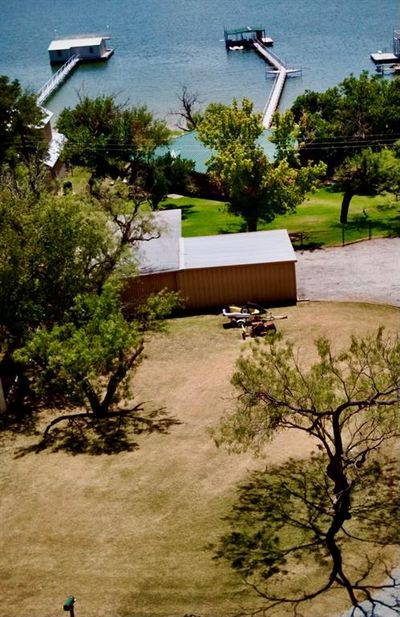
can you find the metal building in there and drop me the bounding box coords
[124,210,297,311]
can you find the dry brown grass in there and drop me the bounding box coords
[0,302,399,617]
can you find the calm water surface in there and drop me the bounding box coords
[0,0,399,124]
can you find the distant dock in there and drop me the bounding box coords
[225,26,300,128]
[37,33,114,104]
[370,29,400,69]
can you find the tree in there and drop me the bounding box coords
[0,75,47,194]
[334,148,400,223]
[16,281,178,423]
[57,95,171,180]
[291,72,400,171]
[174,85,204,132]
[147,152,195,210]
[0,180,178,430]
[197,99,325,231]
[212,330,400,615]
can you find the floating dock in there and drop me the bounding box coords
[224,25,273,50]
[225,26,300,129]
[48,33,114,64]
[37,33,114,105]
[370,29,400,67]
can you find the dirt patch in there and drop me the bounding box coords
[0,302,399,617]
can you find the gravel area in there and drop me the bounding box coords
[296,238,400,307]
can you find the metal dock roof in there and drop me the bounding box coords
[48,35,108,51]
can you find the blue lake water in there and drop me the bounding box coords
[0,0,399,124]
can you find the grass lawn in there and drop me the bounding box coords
[161,188,400,246]
[1,302,399,617]
[64,169,400,247]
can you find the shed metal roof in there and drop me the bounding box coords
[48,36,104,51]
[182,229,296,270]
[137,209,182,274]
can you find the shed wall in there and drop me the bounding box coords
[123,262,297,311]
[177,262,297,309]
[122,271,178,309]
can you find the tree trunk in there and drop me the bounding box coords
[340,190,354,224]
[0,377,7,413]
[245,212,258,232]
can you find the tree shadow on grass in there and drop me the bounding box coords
[371,215,400,238]
[210,455,400,616]
[162,202,196,221]
[218,220,248,234]
[14,407,182,457]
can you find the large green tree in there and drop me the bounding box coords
[0,75,47,194]
[57,96,171,180]
[16,281,177,425]
[334,147,400,223]
[0,180,177,433]
[213,330,400,615]
[291,71,400,171]
[197,99,325,231]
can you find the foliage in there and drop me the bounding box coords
[213,330,400,615]
[15,282,178,417]
[197,99,325,231]
[148,152,195,210]
[291,71,400,171]
[0,180,178,428]
[0,75,48,194]
[0,188,110,343]
[57,95,171,178]
[334,147,400,223]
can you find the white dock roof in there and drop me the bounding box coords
[48,36,106,51]
[182,229,296,270]
[370,52,398,63]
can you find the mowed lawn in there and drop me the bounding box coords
[161,188,400,245]
[1,302,399,617]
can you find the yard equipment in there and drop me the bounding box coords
[222,303,287,329]
[241,316,277,339]
[222,302,266,328]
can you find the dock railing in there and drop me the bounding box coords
[37,54,81,105]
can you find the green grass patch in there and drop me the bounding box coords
[161,188,400,246]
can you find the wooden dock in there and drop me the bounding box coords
[253,41,287,128]
[225,27,300,129]
[253,40,300,128]
[37,54,81,105]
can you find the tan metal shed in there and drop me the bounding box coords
[124,210,297,311]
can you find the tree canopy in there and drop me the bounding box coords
[0,178,178,440]
[213,330,400,615]
[0,75,48,194]
[291,71,400,171]
[197,99,325,231]
[334,147,400,223]
[57,95,171,179]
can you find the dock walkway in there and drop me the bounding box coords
[37,54,81,105]
[253,40,288,128]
